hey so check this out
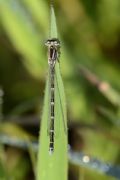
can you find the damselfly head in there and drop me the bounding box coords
[45,38,60,47]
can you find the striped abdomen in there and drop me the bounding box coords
[49,67,55,154]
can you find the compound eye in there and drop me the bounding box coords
[45,40,51,46]
[54,41,60,46]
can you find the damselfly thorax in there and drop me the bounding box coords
[45,38,60,67]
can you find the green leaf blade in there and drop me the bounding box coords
[37,62,68,180]
[37,5,68,180]
[0,0,46,78]
[50,5,58,38]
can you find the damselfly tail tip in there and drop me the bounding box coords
[49,148,54,155]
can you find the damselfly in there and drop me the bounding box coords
[45,38,64,154]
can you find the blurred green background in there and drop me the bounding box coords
[0,0,120,179]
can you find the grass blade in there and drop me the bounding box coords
[50,4,57,38]
[0,0,46,78]
[37,5,68,180]
[37,62,68,180]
